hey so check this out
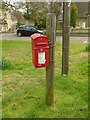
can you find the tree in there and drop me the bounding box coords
[2,0,18,10]
[34,12,46,29]
[1,0,9,10]
[12,10,25,26]
[2,1,62,28]
[70,4,78,28]
[33,2,62,29]
[53,2,62,28]
[17,1,62,28]
[23,2,31,20]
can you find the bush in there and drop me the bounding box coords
[0,58,12,70]
[16,22,24,29]
[34,13,46,29]
[86,43,90,52]
[84,41,90,52]
[70,4,78,28]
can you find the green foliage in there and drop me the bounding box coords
[0,58,12,70]
[23,12,31,20]
[23,3,31,20]
[85,43,90,52]
[56,21,63,29]
[16,22,21,28]
[34,13,46,29]
[70,4,78,28]
[16,22,24,28]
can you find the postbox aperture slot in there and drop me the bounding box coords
[37,43,47,46]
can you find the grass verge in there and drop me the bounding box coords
[1,40,88,118]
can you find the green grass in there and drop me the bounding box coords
[1,40,88,118]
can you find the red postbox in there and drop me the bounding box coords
[31,33,49,68]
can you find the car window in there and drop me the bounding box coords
[31,27,37,31]
[26,26,32,30]
[19,26,37,31]
[32,27,36,30]
[19,26,26,30]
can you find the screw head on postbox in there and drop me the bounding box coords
[31,33,49,68]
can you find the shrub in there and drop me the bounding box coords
[16,22,24,29]
[0,58,12,70]
[84,41,90,52]
[70,4,78,28]
[86,43,90,52]
[34,13,46,29]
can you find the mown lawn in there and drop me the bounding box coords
[1,40,88,118]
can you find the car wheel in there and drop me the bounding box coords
[17,32,22,37]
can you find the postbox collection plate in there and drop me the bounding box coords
[38,52,46,64]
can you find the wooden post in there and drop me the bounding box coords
[45,2,56,106]
[88,2,90,119]
[86,1,90,29]
[88,2,90,29]
[62,2,70,75]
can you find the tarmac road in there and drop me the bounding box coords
[0,33,88,42]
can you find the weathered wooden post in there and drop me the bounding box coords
[45,1,56,106]
[88,2,90,29]
[62,1,71,76]
[0,2,2,117]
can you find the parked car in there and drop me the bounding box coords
[17,25,44,36]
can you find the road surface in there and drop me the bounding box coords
[0,33,88,42]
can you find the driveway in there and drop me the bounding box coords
[0,33,88,42]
